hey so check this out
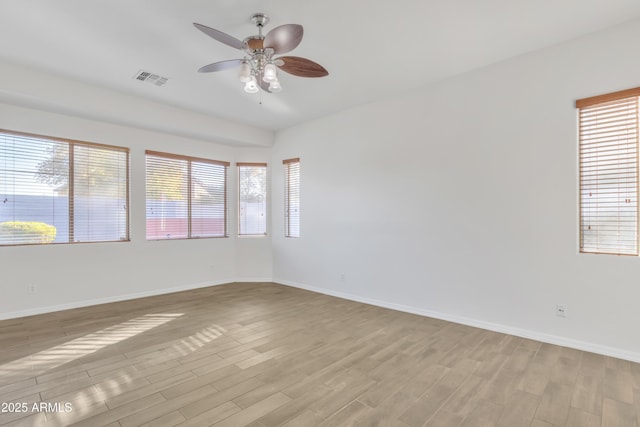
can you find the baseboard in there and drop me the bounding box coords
[0,279,235,321]
[274,279,640,364]
[235,277,274,283]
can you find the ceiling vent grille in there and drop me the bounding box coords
[134,70,168,87]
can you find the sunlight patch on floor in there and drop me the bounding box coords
[0,313,184,382]
[43,323,228,425]
[171,324,226,355]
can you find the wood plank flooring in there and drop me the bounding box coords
[0,282,638,426]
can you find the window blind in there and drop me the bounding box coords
[238,163,267,236]
[577,89,640,255]
[146,151,229,240]
[283,158,300,238]
[72,144,129,242]
[0,130,129,245]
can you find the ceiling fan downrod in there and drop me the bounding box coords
[250,13,269,37]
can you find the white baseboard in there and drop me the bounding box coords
[0,279,235,321]
[274,279,640,364]
[235,277,274,283]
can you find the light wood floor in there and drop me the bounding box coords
[0,283,638,427]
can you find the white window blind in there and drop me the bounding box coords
[577,88,640,255]
[238,163,267,236]
[0,130,129,245]
[146,151,229,240]
[283,158,300,238]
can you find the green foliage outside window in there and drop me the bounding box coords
[0,221,57,245]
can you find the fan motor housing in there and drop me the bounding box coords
[244,35,265,51]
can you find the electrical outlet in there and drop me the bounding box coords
[27,284,37,295]
[556,304,567,318]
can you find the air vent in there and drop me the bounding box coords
[133,70,168,87]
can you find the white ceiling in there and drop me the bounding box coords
[2,0,640,135]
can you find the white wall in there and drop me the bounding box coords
[0,102,273,319]
[272,19,640,361]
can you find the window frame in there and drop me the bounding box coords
[576,87,640,256]
[145,150,230,241]
[237,162,268,237]
[0,129,130,246]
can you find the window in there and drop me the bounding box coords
[0,130,129,246]
[238,163,267,236]
[146,150,229,240]
[283,158,300,238]
[577,87,640,255]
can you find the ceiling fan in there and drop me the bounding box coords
[194,13,329,94]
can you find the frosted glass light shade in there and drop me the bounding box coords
[239,61,252,83]
[244,76,259,93]
[262,63,277,82]
[269,79,282,93]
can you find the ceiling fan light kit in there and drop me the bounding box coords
[194,13,328,96]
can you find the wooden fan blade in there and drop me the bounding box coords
[277,56,329,77]
[264,24,303,54]
[193,23,246,50]
[198,59,243,73]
